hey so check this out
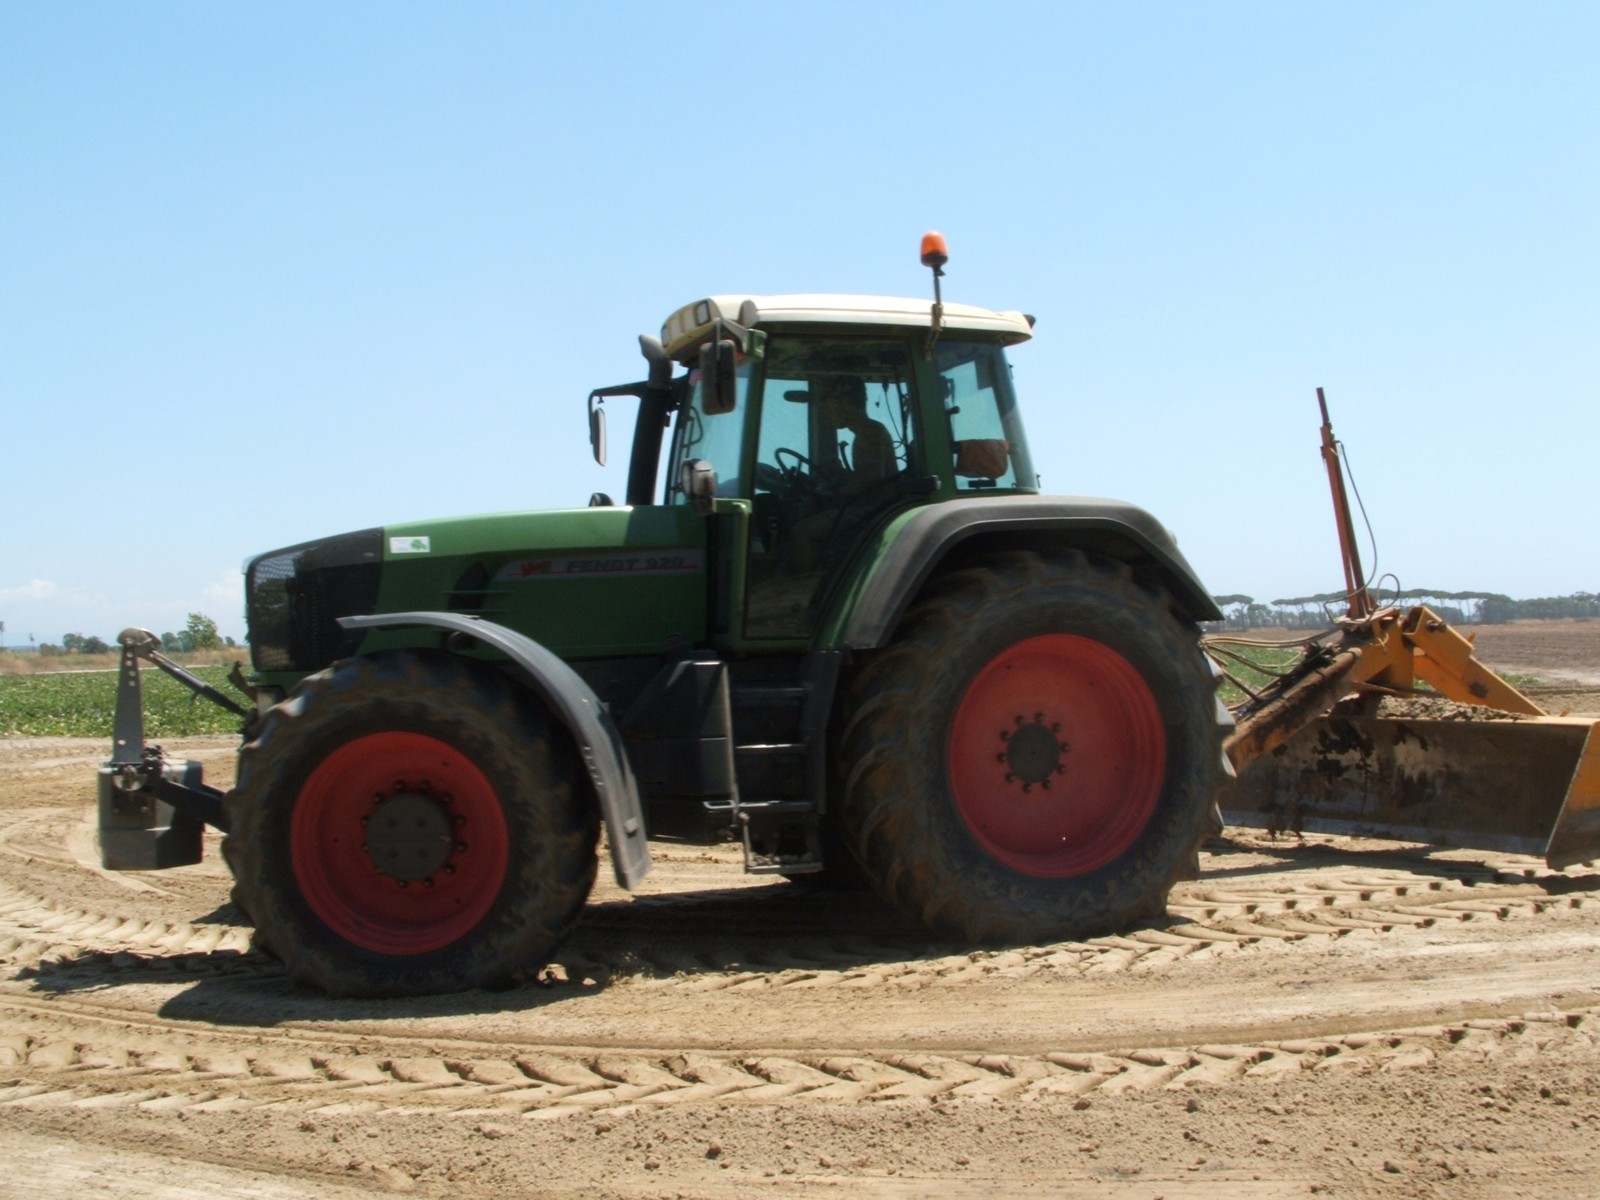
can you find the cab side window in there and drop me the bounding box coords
[935,342,1035,491]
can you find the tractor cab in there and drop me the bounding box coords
[591,294,1040,641]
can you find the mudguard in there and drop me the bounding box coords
[339,612,651,889]
[832,494,1221,649]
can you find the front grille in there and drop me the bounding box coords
[247,528,383,672]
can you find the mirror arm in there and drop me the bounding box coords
[589,380,649,401]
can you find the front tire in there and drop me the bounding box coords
[222,652,598,997]
[834,551,1226,943]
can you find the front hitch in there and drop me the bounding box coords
[97,628,246,871]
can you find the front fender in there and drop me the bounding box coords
[339,612,651,889]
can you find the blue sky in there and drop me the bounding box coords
[2,2,1596,645]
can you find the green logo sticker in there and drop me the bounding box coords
[389,536,431,554]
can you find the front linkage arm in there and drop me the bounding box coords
[99,628,250,870]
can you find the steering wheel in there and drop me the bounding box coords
[755,447,817,495]
[773,447,813,478]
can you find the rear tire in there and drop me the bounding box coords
[222,652,598,997]
[834,550,1225,943]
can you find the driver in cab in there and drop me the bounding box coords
[815,375,897,490]
[784,376,900,572]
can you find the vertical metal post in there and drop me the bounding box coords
[1317,388,1373,619]
[110,634,147,766]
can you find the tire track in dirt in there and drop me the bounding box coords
[575,860,1600,992]
[0,881,262,980]
[1,994,1591,1118]
[0,809,81,862]
[4,861,1596,994]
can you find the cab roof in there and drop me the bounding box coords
[661,293,1034,361]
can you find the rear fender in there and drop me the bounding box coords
[824,495,1220,649]
[339,612,651,889]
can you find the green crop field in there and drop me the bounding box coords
[3,640,1529,741]
[1208,642,1306,705]
[0,646,1313,736]
[0,666,247,738]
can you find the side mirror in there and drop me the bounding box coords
[587,394,607,466]
[679,458,717,516]
[698,339,738,415]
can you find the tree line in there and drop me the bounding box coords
[37,613,237,657]
[1210,590,1600,630]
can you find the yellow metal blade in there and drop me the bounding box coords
[1546,721,1600,869]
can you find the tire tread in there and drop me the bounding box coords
[834,549,1227,944]
[222,652,598,997]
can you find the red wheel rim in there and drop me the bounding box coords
[948,634,1165,878]
[291,732,509,955]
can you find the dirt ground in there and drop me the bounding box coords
[2,624,1599,1198]
[1457,620,1600,690]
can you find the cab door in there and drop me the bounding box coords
[741,333,921,642]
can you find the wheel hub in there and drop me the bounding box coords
[948,633,1166,878]
[999,714,1068,791]
[363,788,455,883]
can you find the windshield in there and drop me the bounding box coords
[666,358,754,504]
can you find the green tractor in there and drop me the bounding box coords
[100,237,1230,996]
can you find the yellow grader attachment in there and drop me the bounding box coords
[1217,605,1600,867]
[1213,392,1600,869]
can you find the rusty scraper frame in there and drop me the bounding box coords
[1213,390,1600,869]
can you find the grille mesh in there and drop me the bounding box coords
[247,553,298,670]
[247,529,382,673]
